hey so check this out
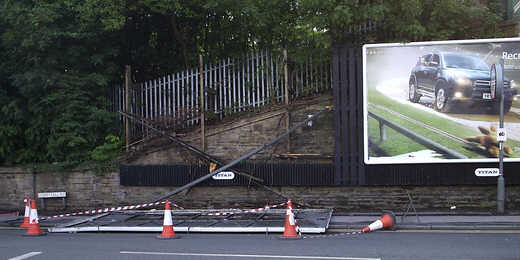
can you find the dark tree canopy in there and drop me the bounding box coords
[0,0,504,168]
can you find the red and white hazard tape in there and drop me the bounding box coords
[38,201,284,221]
[38,201,183,221]
[201,202,286,216]
[294,218,302,236]
[302,231,363,239]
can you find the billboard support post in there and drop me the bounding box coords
[496,60,505,214]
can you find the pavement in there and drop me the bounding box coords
[329,211,520,231]
[2,211,520,231]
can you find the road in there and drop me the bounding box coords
[2,230,520,260]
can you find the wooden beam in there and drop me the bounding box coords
[199,54,206,152]
[125,65,131,152]
[283,50,291,153]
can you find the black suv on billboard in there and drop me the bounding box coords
[409,52,517,113]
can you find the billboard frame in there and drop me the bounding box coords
[363,37,520,165]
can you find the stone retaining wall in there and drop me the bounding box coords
[1,168,518,214]
[127,95,335,165]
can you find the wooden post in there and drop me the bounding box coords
[283,50,291,153]
[32,168,36,203]
[199,54,206,151]
[125,65,131,152]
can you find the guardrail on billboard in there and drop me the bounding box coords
[363,38,520,164]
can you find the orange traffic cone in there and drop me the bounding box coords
[157,200,178,239]
[25,200,45,236]
[19,198,31,228]
[361,211,396,233]
[280,199,301,239]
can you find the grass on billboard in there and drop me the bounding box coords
[367,117,429,156]
[367,88,520,159]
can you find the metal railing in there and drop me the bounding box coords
[112,50,331,143]
[368,111,467,159]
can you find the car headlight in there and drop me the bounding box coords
[511,80,518,88]
[455,77,472,87]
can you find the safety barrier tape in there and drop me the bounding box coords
[302,231,363,239]
[201,202,286,216]
[38,201,285,221]
[290,204,302,236]
[38,201,183,221]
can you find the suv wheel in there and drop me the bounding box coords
[435,85,452,112]
[409,79,421,103]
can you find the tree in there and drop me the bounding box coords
[0,0,123,167]
[297,0,502,45]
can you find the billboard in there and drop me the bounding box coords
[363,38,520,164]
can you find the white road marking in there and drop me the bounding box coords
[120,251,380,260]
[8,252,42,260]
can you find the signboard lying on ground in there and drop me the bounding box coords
[363,38,520,164]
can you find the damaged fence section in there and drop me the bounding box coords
[45,202,332,234]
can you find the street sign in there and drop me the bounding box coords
[475,168,500,177]
[37,192,66,198]
[497,127,507,142]
[212,171,235,180]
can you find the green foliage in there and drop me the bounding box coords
[0,0,507,169]
[89,135,122,174]
[298,0,502,44]
[0,0,121,168]
[91,135,122,161]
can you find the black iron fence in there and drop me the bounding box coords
[120,163,335,186]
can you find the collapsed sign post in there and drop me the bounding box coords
[148,108,331,204]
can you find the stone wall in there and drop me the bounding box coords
[1,168,519,214]
[126,94,335,165]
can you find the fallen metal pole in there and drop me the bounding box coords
[119,110,302,203]
[118,111,263,183]
[150,108,331,203]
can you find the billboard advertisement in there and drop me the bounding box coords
[363,38,520,164]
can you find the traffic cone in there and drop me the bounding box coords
[19,198,31,228]
[280,199,301,239]
[24,200,45,236]
[361,211,396,233]
[157,200,178,239]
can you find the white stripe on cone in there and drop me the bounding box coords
[24,201,30,217]
[367,219,383,231]
[163,208,173,226]
[288,209,295,226]
[29,206,39,224]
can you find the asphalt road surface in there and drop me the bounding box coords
[2,230,520,260]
